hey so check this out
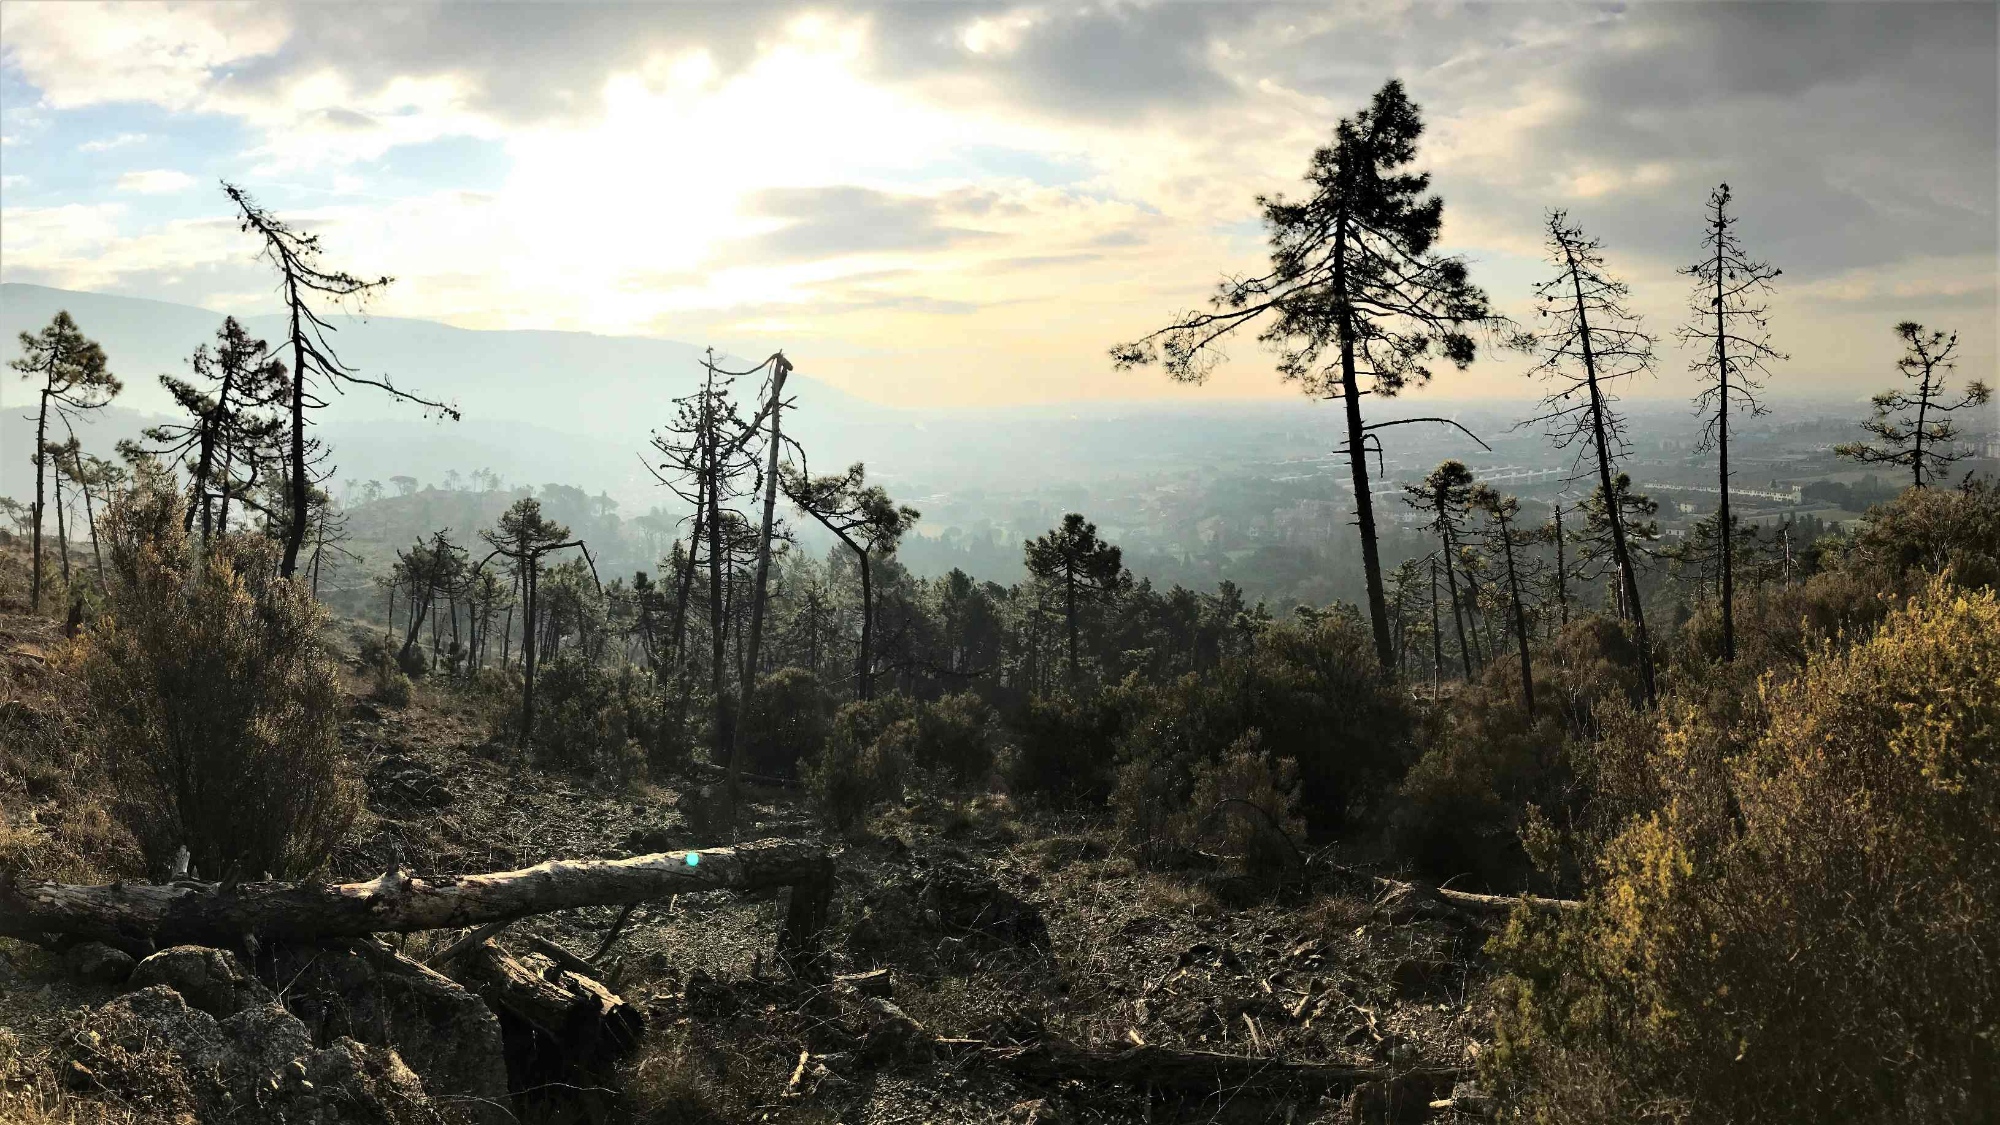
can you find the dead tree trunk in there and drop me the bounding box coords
[0,838,835,962]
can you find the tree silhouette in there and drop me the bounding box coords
[1677,184,1785,662]
[1404,461,1478,680]
[1528,212,1658,704]
[1112,78,1503,671]
[728,353,794,814]
[782,461,917,701]
[1024,513,1131,686]
[1472,484,1537,716]
[224,182,457,579]
[480,498,587,743]
[126,318,289,540]
[1836,322,1991,488]
[11,311,120,612]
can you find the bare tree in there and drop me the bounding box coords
[1112,79,1504,671]
[1527,212,1658,704]
[728,354,794,813]
[1836,322,1991,489]
[1676,184,1785,662]
[11,311,120,612]
[224,182,457,579]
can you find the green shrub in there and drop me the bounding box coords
[1001,687,1128,806]
[1178,731,1306,874]
[804,695,914,830]
[532,657,659,782]
[77,479,357,880]
[738,666,834,779]
[1488,579,2000,1123]
[911,691,996,789]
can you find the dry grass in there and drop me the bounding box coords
[0,1028,149,1125]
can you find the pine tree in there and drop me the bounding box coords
[1836,322,1991,488]
[10,311,120,612]
[1404,461,1478,680]
[782,462,917,702]
[224,182,456,579]
[1023,513,1132,687]
[126,317,290,540]
[480,498,586,743]
[1528,212,1659,704]
[1472,485,1538,716]
[1676,184,1784,662]
[1113,78,1503,671]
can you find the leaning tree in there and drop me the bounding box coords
[1676,184,1784,663]
[1528,212,1659,704]
[224,182,457,579]
[781,461,918,703]
[10,311,120,612]
[1836,322,1991,489]
[1112,78,1503,671]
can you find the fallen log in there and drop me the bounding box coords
[451,940,644,1057]
[1371,877,1578,929]
[0,838,835,964]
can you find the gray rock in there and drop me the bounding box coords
[272,941,511,1125]
[73,984,440,1124]
[62,941,135,985]
[128,945,270,1017]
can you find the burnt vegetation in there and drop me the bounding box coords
[2,77,1996,1125]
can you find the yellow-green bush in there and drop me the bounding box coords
[1488,579,2000,1123]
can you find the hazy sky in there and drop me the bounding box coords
[2,2,1993,408]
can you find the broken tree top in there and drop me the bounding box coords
[0,838,834,950]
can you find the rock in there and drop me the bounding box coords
[129,946,270,1017]
[271,941,510,1125]
[63,941,135,985]
[72,984,440,1124]
[918,859,1051,951]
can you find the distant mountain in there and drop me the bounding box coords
[1,283,1366,508]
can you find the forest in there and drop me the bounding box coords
[1,76,1995,1125]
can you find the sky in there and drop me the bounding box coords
[1,1,1994,409]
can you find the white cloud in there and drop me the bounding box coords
[0,2,288,110]
[116,169,196,194]
[78,132,148,152]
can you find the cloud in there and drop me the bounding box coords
[115,169,195,193]
[734,186,999,263]
[78,131,148,152]
[0,1,1990,406]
